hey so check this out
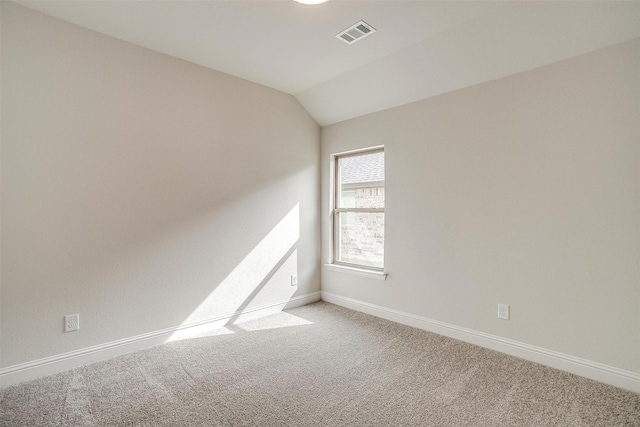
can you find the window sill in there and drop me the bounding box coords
[324,264,387,281]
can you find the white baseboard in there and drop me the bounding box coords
[321,291,640,394]
[0,292,321,388]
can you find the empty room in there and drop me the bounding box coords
[1,0,639,425]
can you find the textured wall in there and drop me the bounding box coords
[321,39,640,374]
[1,3,320,367]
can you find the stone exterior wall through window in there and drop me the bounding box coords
[339,187,384,267]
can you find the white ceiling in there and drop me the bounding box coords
[15,0,640,126]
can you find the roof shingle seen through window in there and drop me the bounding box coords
[340,151,384,185]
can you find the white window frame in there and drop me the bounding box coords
[329,146,386,278]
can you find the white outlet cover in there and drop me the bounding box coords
[65,314,80,332]
[498,304,510,320]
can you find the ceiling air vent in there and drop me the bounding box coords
[335,20,376,45]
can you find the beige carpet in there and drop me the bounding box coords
[1,301,639,426]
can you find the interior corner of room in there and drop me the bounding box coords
[0,0,638,402]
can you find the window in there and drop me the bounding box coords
[333,148,385,271]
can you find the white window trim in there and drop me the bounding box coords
[329,146,386,278]
[324,263,387,280]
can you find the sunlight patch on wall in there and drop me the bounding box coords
[168,204,300,341]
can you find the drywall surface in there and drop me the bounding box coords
[321,39,639,374]
[1,2,320,368]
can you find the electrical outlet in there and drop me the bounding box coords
[497,304,510,320]
[291,275,298,286]
[65,314,80,332]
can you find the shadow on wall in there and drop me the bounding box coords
[0,1,321,369]
[1,162,318,368]
[168,203,302,342]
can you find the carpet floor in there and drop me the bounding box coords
[1,301,639,426]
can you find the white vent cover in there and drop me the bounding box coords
[335,20,376,45]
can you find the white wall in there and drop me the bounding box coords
[2,0,638,392]
[321,39,639,375]
[1,3,320,370]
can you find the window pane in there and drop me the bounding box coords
[336,211,384,269]
[338,151,384,209]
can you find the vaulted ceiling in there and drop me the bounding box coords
[15,0,640,126]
